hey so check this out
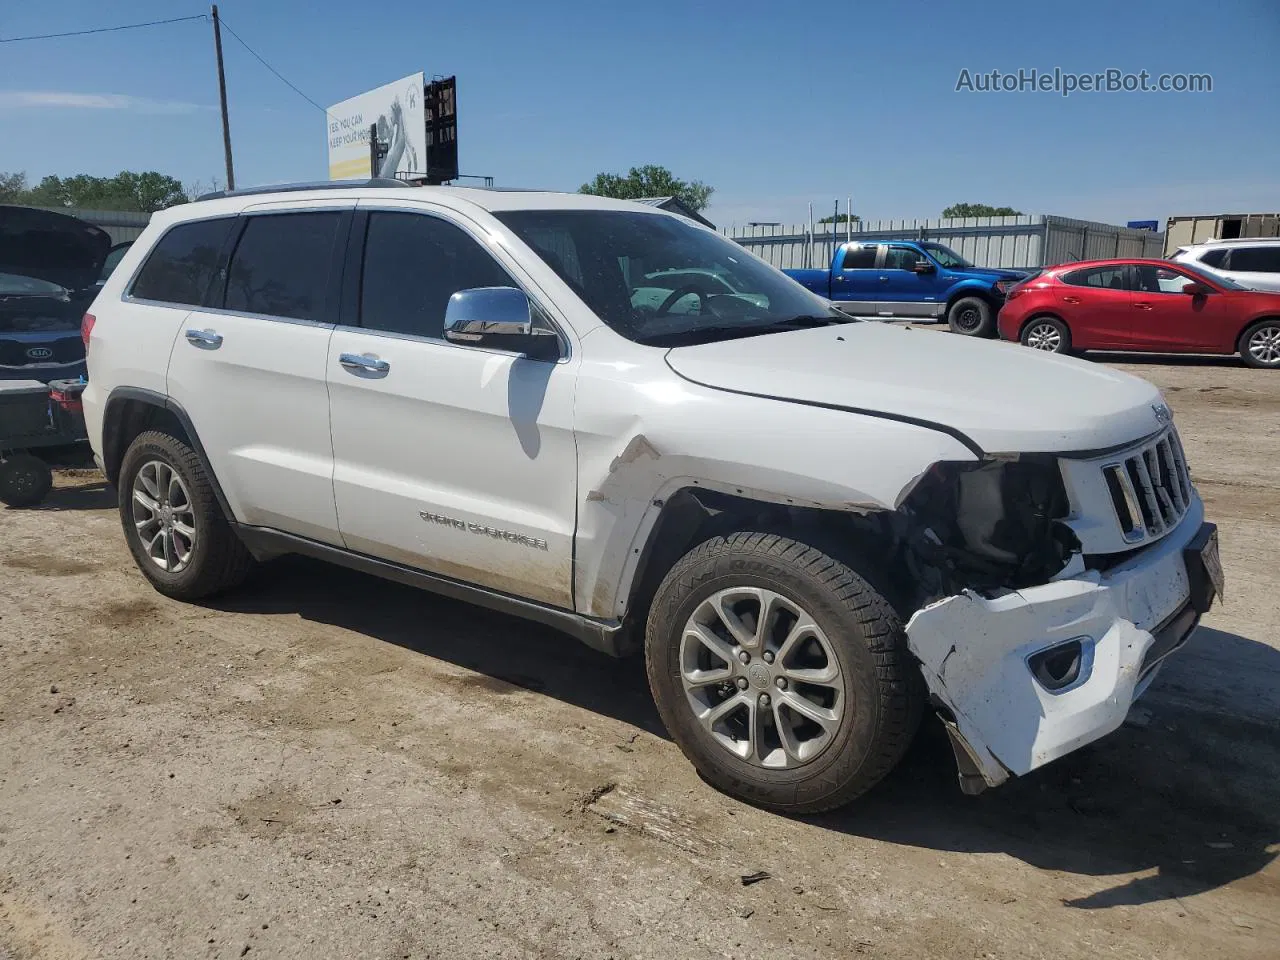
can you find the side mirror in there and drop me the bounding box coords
[1182,281,1211,296]
[444,287,561,361]
[912,259,936,274]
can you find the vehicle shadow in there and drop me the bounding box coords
[218,559,1278,909]
[216,555,668,738]
[813,624,1280,909]
[1084,351,1245,368]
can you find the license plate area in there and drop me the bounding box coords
[1183,523,1224,613]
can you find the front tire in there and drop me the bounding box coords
[117,430,254,600]
[947,296,995,337]
[1239,319,1280,368]
[1020,315,1072,354]
[645,531,922,814]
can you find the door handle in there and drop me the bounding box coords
[184,328,223,347]
[1061,296,1081,304]
[879,276,890,282]
[1133,302,1153,310]
[339,352,390,374]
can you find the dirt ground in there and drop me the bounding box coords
[2,351,1277,960]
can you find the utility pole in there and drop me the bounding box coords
[211,5,235,190]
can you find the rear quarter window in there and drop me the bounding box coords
[1227,246,1280,273]
[130,218,235,306]
[1198,248,1228,268]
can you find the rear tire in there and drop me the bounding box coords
[0,453,53,507]
[117,430,254,600]
[645,531,922,814]
[947,296,995,337]
[1239,319,1280,369]
[1020,315,1072,354]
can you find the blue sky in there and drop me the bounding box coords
[1,0,1277,228]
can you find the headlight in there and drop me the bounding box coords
[994,280,1013,295]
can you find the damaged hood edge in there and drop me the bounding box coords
[664,323,1169,455]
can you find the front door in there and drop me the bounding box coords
[326,204,578,609]
[165,204,349,544]
[1129,263,1234,352]
[876,245,948,318]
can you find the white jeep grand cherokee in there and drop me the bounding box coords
[82,182,1223,812]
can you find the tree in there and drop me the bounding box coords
[943,202,1022,218]
[0,171,28,203]
[18,171,188,212]
[579,164,714,213]
[818,213,860,224]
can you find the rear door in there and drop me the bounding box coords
[165,202,350,543]
[876,245,947,318]
[1056,265,1134,348]
[1129,263,1236,352]
[326,201,578,609]
[828,243,881,312]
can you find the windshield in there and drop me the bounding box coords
[920,242,973,269]
[494,210,848,345]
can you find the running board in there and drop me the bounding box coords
[232,524,629,657]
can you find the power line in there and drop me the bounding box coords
[216,16,330,116]
[0,14,207,44]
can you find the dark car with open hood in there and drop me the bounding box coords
[0,205,130,382]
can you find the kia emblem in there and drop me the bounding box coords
[25,346,54,361]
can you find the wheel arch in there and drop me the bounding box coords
[613,485,906,653]
[945,284,1001,314]
[102,388,235,522]
[1236,315,1280,352]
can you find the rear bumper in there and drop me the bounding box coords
[906,497,1211,791]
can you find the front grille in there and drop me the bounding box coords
[1102,429,1192,544]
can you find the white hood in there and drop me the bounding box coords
[664,322,1166,454]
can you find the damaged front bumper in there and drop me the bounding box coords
[905,497,1218,793]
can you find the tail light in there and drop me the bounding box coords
[1005,285,1027,301]
[81,312,96,349]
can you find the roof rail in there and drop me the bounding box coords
[196,178,412,201]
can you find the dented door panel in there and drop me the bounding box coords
[906,498,1202,786]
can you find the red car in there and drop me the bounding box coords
[997,258,1280,369]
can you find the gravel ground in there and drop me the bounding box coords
[1,351,1277,960]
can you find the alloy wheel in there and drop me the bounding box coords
[679,587,844,769]
[1025,321,1063,351]
[1248,324,1280,366]
[131,460,196,572]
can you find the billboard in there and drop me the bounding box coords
[326,72,426,180]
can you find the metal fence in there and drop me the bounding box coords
[724,214,1166,271]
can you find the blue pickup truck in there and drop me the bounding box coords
[784,239,1027,337]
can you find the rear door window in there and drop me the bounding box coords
[130,218,235,306]
[840,245,878,270]
[1061,266,1130,290]
[1227,246,1280,273]
[223,213,344,321]
[1197,247,1228,268]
